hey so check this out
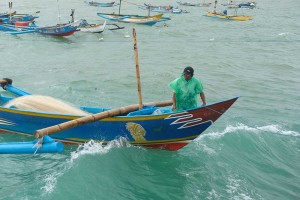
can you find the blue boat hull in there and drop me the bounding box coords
[0,98,238,150]
[0,81,239,150]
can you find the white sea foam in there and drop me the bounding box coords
[41,173,60,194]
[198,123,300,140]
[225,176,259,200]
[39,138,131,194]
[278,32,290,36]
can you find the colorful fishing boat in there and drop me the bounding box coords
[1,14,38,25]
[177,1,211,7]
[204,11,253,21]
[0,79,239,151]
[35,22,78,36]
[97,0,170,25]
[176,1,200,6]
[85,1,118,7]
[97,13,170,25]
[0,21,38,34]
[145,6,188,14]
[238,2,256,9]
[77,19,107,33]
[204,1,253,21]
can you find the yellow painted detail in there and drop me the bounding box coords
[125,122,147,142]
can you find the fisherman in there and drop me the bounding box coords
[168,66,206,111]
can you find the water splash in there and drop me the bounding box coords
[70,137,131,162]
[40,137,131,195]
[41,173,59,194]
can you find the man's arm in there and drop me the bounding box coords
[172,93,177,110]
[200,92,206,106]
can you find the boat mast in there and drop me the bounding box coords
[132,28,143,110]
[214,0,217,13]
[234,7,238,16]
[56,0,61,24]
[70,9,75,23]
[147,5,151,16]
[8,1,12,21]
[118,0,122,15]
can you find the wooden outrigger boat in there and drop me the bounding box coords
[97,0,170,25]
[139,4,188,14]
[205,11,253,21]
[0,29,239,151]
[84,1,118,7]
[77,19,124,33]
[35,23,78,36]
[77,19,107,33]
[177,1,200,6]
[204,1,253,21]
[97,13,169,25]
[177,1,211,7]
[0,21,77,36]
[0,21,38,34]
[0,80,238,151]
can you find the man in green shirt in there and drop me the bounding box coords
[168,66,206,111]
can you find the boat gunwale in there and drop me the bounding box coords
[0,96,239,121]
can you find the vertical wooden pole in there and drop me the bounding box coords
[118,0,122,15]
[132,28,143,110]
[214,0,217,13]
[9,2,12,21]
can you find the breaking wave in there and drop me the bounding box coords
[40,137,131,195]
[198,123,300,140]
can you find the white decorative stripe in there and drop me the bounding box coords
[166,112,211,129]
[0,118,16,126]
[171,117,203,125]
[165,112,190,119]
[178,120,212,129]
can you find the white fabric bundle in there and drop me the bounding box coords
[4,95,89,115]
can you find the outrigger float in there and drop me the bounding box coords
[0,136,63,154]
[0,29,239,151]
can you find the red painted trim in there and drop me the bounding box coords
[142,142,189,151]
[51,30,76,36]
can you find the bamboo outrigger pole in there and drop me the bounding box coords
[132,28,143,110]
[34,100,172,138]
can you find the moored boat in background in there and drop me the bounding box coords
[205,11,253,21]
[204,0,253,21]
[84,1,118,7]
[77,19,107,33]
[97,13,170,25]
[35,22,78,36]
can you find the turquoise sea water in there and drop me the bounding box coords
[1,0,300,199]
